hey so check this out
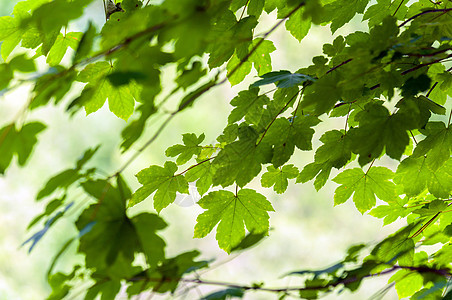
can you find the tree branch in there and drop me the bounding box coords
[127,264,451,296]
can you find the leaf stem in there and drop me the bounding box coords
[344,103,352,133]
[409,130,418,145]
[365,159,376,175]
[257,88,301,145]
[175,157,216,176]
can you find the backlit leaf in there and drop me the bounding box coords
[194,189,274,253]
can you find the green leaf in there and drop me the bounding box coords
[227,52,252,86]
[31,67,76,108]
[185,159,217,196]
[332,167,397,213]
[175,61,207,90]
[131,213,167,267]
[194,189,274,253]
[9,54,36,73]
[130,161,189,212]
[107,71,147,87]
[27,0,91,33]
[36,147,98,200]
[285,8,311,41]
[251,70,315,88]
[0,122,46,174]
[348,102,412,165]
[369,198,412,226]
[263,114,320,167]
[297,130,352,190]
[46,32,82,66]
[147,251,209,293]
[412,122,452,171]
[76,61,139,120]
[363,0,407,28]
[301,72,341,115]
[248,0,265,18]
[228,88,269,125]
[261,164,298,194]
[165,133,205,165]
[394,157,452,198]
[322,0,369,33]
[73,21,96,63]
[401,74,432,97]
[412,200,448,218]
[231,231,267,252]
[389,270,423,298]
[0,16,24,59]
[371,224,415,265]
[212,125,271,187]
[76,180,160,276]
[249,39,276,75]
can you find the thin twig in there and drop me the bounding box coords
[238,0,251,21]
[398,8,452,27]
[256,88,301,145]
[392,0,405,17]
[175,157,216,176]
[401,54,452,75]
[127,264,451,294]
[409,130,418,145]
[326,59,353,74]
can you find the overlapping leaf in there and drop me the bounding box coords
[348,102,413,165]
[76,61,140,120]
[165,133,205,165]
[130,161,189,212]
[212,125,271,187]
[412,122,452,171]
[228,88,269,125]
[298,130,352,190]
[394,157,452,198]
[263,114,320,167]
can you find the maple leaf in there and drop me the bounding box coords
[228,88,269,125]
[412,122,452,171]
[130,161,188,212]
[297,130,351,190]
[76,61,140,120]
[165,133,205,165]
[263,115,320,167]
[194,189,274,253]
[261,164,298,194]
[348,102,412,165]
[185,160,217,196]
[394,157,452,198]
[212,125,271,187]
[333,167,397,213]
[44,32,82,66]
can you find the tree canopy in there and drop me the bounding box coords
[1,0,452,299]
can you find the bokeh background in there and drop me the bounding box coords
[0,1,403,299]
